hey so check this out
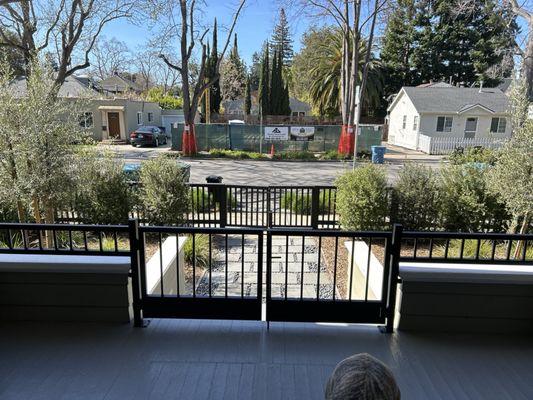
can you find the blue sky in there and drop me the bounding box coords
[102,1,311,65]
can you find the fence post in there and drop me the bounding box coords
[219,185,227,228]
[381,223,403,333]
[128,218,144,328]
[311,187,320,229]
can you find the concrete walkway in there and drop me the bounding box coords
[196,235,335,300]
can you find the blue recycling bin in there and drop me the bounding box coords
[371,145,386,164]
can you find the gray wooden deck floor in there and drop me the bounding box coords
[1,319,532,399]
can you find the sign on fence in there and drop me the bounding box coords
[264,126,289,141]
[290,126,315,141]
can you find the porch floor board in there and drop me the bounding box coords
[0,319,532,399]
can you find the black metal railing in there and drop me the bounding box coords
[135,224,264,321]
[0,222,130,255]
[1,220,531,331]
[399,231,532,264]
[266,225,402,332]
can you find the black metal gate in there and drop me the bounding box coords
[131,222,264,322]
[265,226,402,331]
[187,184,338,229]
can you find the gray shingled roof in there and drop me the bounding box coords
[401,86,509,114]
[9,75,100,98]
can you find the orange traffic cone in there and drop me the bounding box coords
[270,144,275,157]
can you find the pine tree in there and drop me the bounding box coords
[210,19,221,114]
[244,76,251,116]
[249,51,261,91]
[258,44,270,117]
[282,83,291,116]
[220,33,246,101]
[380,0,417,96]
[270,8,293,67]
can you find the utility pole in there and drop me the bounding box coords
[352,86,360,170]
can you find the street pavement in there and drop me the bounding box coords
[100,142,444,185]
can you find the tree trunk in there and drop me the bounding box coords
[525,23,533,99]
[514,213,529,260]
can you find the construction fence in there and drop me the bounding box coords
[171,123,383,153]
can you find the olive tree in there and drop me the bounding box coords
[488,120,533,236]
[0,59,87,226]
[139,155,190,226]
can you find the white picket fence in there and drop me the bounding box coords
[417,134,507,155]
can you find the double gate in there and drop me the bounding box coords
[130,220,403,332]
[188,184,338,229]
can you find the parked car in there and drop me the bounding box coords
[130,126,167,147]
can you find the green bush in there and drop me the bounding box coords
[272,150,316,160]
[183,234,210,268]
[335,165,389,230]
[320,150,350,160]
[448,147,497,165]
[280,190,333,215]
[393,163,440,231]
[139,155,190,225]
[438,164,510,232]
[208,149,267,159]
[74,153,131,224]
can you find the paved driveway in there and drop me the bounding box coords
[100,143,444,185]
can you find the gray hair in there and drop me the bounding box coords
[325,353,401,400]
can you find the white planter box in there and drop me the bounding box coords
[344,240,384,300]
[146,236,187,296]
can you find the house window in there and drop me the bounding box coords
[413,116,419,131]
[79,112,93,128]
[148,112,154,123]
[137,112,143,125]
[436,116,453,132]
[402,115,407,129]
[490,117,506,133]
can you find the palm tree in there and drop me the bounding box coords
[309,28,383,118]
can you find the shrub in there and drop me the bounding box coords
[335,165,389,230]
[208,149,267,159]
[272,150,316,160]
[74,153,131,224]
[183,234,210,268]
[448,147,497,166]
[438,164,510,232]
[393,163,440,231]
[280,190,333,215]
[139,155,190,225]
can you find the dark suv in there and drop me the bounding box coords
[130,126,167,147]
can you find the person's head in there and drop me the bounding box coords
[325,353,401,400]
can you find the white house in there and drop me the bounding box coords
[387,85,511,154]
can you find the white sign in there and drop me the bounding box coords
[264,126,289,141]
[290,126,315,141]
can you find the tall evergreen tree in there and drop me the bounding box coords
[381,0,517,93]
[220,33,246,101]
[270,8,294,67]
[269,49,280,114]
[210,19,221,114]
[244,76,251,116]
[258,43,270,117]
[249,51,261,91]
[380,0,417,96]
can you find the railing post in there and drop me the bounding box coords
[128,218,144,327]
[381,223,403,333]
[219,184,227,228]
[311,186,320,229]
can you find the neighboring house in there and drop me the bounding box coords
[387,86,511,153]
[98,73,143,95]
[10,75,162,142]
[289,98,312,117]
[161,109,185,136]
